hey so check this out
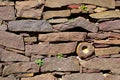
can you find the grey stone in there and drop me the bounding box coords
[0,31,24,50]
[0,6,16,20]
[43,10,71,19]
[38,32,87,42]
[99,20,120,31]
[104,74,120,80]
[21,73,57,80]
[3,62,39,76]
[25,42,77,56]
[8,20,54,32]
[90,11,120,19]
[0,75,16,80]
[62,73,104,80]
[45,0,115,8]
[41,57,80,72]
[0,50,29,61]
[16,1,44,19]
[95,47,120,56]
[53,17,98,32]
[0,24,7,31]
[80,58,120,71]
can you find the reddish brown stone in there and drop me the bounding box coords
[39,32,87,42]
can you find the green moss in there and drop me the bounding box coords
[35,58,44,67]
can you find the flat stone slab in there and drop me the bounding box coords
[48,18,68,23]
[99,20,120,31]
[62,73,104,80]
[21,73,57,80]
[53,17,98,32]
[0,31,24,50]
[43,10,71,19]
[0,50,29,61]
[0,6,16,20]
[41,57,80,72]
[8,20,54,32]
[25,42,77,56]
[0,1,14,6]
[16,1,44,19]
[104,74,120,80]
[3,62,39,76]
[90,11,120,19]
[80,58,120,71]
[95,47,120,56]
[45,0,115,8]
[39,32,87,42]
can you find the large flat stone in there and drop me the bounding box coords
[3,62,39,76]
[43,10,71,19]
[80,58,120,71]
[99,20,120,31]
[90,11,120,19]
[62,73,104,80]
[0,31,24,50]
[25,42,77,56]
[0,50,29,61]
[41,57,80,72]
[8,20,54,32]
[104,74,120,80]
[39,32,87,42]
[16,1,44,19]
[45,0,115,8]
[0,6,16,20]
[21,73,57,80]
[95,47,120,56]
[0,75,16,80]
[53,17,98,32]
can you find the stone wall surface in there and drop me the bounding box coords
[0,0,120,80]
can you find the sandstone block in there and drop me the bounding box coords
[0,50,29,61]
[95,47,120,56]
[43,10,71,19]
[25,42,77,56]
[0,31,24,50]
[90,11,120,19]
[24,37,37,44]
[21,73,57,80]
[45,0,115,8]
[8,20,54,32]
[3,62,39,76]
[16,1,44,19]
[53,17,98,32]
[62,73,104,80]
[0,6,16,20]
[38,32,87,42]
[41,57,80,72]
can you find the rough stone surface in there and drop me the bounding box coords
[0,75,16,80]
[21,73,57,80]
[95,47,120,56]
[39,32,87,42]
[88,33,109,39]
[62,73,104,80]
[25,42,77,56]
[0,1,14,6]
[0,24,7,31]
[0,50,29,61]
[99,20,120,31]
[94,7,107,13]
[45,0,115,8]
[111,68,120,74]
[80,58,120,71]
[43,10,71,19]
[115,0,120,7]
[0,63,3,75]
[94,39,120,45]
[104,74,120,80]
[3,62,39,76]
[90,11,120,19]
[0,31,24,50]
[16,1,44,19]
[41,57,80,72]
[53,17,98,32]
[0,6,16,20]
[24,37,37,44]
[8,20,54,32]
[48,18,68,23]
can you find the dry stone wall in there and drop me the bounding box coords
[0,0,120,80]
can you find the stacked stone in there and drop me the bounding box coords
[0,0,120,80]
